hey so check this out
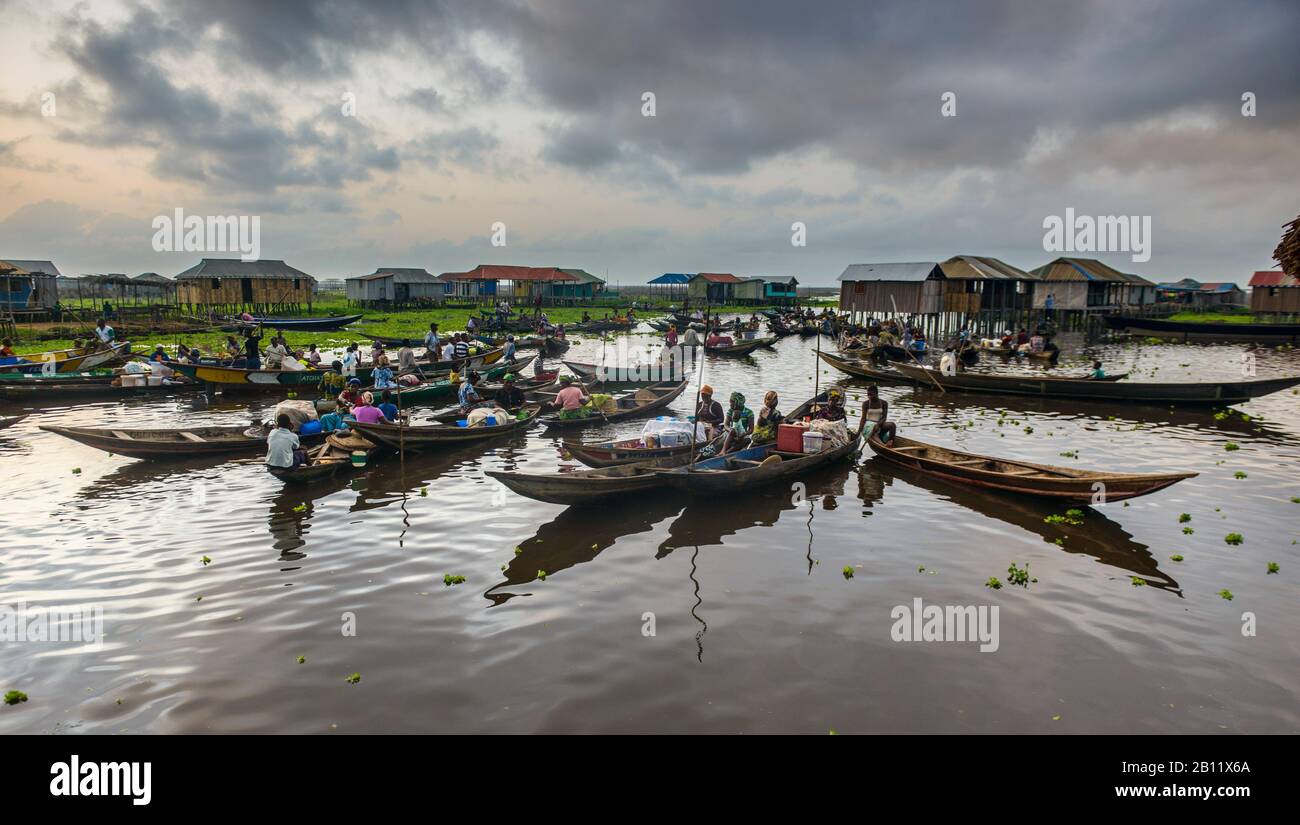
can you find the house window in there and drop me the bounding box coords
[293,278,301,289]
[210,278,220,290]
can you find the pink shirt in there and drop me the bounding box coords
[555,386,586,411]
[353,404,386,424]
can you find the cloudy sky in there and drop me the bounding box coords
[1,0,1297,286]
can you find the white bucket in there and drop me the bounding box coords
[802,430,826,454]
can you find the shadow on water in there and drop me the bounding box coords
[864,458,1181,594]
[483,492,686,606]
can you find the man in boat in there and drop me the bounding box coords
[378,390,400,422]
[503,335,518,363]
[496,374,526,410]
[554,376,590,419]
[695,384,724,437]
[265,335,290,369]
[266,413,305,469]
[94,318,116,347]
[440,337,456,363]
[453,334,470,360]
[458,370,484,413]
[243,327,263,369]
[862,384,895,442]
[423,323,441,362]
[397,340,418,374]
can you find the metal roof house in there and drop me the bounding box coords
[837,262,944,315]
[174,258,316,314]
[1,258,61,310]
[346,267,443,307]
[1249,270,1300,314]
[438,265,594,305]
[1030,257,1155,310]
[736,276,799,305]
[686,273,744,303]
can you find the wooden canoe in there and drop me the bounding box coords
[652,434,864,493]
[539,379,689,428]
[706,337,773,356]
[889,360,1300,404]
[349,405,540,449]
[817,351,913,383]
[486,454,692,506]
[978,343,1059,361]
[40,423,325,459]
[563,432,721,467]
[225,313,364,331]
[168,362,329,387]
[3,342,130,375]
[561,360,683,384]
[867,432,1197,503]
[0,414,27,430]
[267,431,375,483]
[1102,314,1300,344]
[0,371,197,400]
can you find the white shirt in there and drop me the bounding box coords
[95,326,114,343]
[441,342,456,361]
[266,428,299,467]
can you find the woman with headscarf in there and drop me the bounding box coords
[752,391,784,443]
[695,384,724,437]
[720,391,755,454]
[814,388,847,421]
[352,391,387,424]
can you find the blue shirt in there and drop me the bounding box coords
[458,380,479,407]
[378,402,398,420]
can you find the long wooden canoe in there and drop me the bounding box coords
[3,342,130,374]
[0,374,198,401]
[350,405,541,449]
[889,360,1300,404]
[0,414,26,430]
[817,351,913,383]
[977,343,1058,361]
[1103,314,1300,344]
[226,313,364,331]
[706,337,773,356]
[562,360,684,384]
[539,379,689,428]
[486,454,691,505]
[652,432,864,492]
[168,362,328,387]
[867,432,1196,503]
[40,423,325,459]
[564,431,721,467]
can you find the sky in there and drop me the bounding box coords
[1,0,1298,286]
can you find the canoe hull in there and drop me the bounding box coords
[655,436,862,492]
[1103,314,1300,343]
[349,407,539,449]
[40,424,324,459]
[486,455,690,505]
[540,379,688,428]
[867,433,1196,503]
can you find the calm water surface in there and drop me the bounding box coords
[2,327,1298,733]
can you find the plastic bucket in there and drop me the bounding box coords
[802,430,826,454]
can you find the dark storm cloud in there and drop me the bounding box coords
[510,0,1300,176]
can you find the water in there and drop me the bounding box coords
[2,327,1298,733]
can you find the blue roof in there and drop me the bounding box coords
[649,273,692,284]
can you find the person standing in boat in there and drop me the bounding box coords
[695,385,725,437]
[341,343,359,376]
[243,327,263,370]
[503,335,518,363]
[423,323,441,362]
[266,414,304,469]
[665,324,678,348]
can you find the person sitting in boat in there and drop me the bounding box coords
[554,376,590,419]
[453,334,470,360]
[0,338,13,357]
[396,340,417,374]
[503,335,518,362]
[1089,360,1105,379]
[681,326,702,348]
[467,316,478,334]
[665,325,678,348]
[352,392,390,425]
[223,335,242,362]
[338,377,364,411]
[369,341,386,364]
[862,384,896,442]
[305,343,323,367]
[1016,328,1030,347]
[149,345,170,363]
[458,370,484,413]
[695,384,725,437]
[440,338,456,362]
[378,390,400,422]
[497,374,526,410]
[909,330,927,353]
[752,391,784,443]
[719,392,755,454]
[265,336,290,369]
[372,355,396,390]
[581,311,592,323]
[554,324,565,340]
[266,413,305,470]
[939,346,958,376]
[93,319,115,346]
[813,390,847,423]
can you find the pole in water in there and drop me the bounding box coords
[688,304,709,470]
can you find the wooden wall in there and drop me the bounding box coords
[1251,286,1300,314]
[177,277,314,313]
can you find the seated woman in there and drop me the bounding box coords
[752,391,784,443]
[371,355,396,390]
[337,377,364,412]
[720,392,755,454]
[862,384,896,442]
[814,389,847,422]
[351,392,389,424]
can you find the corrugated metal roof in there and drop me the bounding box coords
[837,262,940,282]
[0,260,33,276]
[941,256,1038,281]
[1030,257,1130,283]
[440,265,578,282]
[1249,270,1295,287]
[351,267,439,283]
[559,268,605,284]
[649,273,692,284]
[692,272,742,283]
[134,272,172,283]
[1199,282,1243,293]
[174,258,316,282]
[4,259,62,278]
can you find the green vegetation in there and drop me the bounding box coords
[3,690,28,705]
[1170,554,1184,562]
[1234,471,1248,479]
[1224,442,1240,452]
[1267,562,1279,574]
[1006,562,1031,587]
[297,656,306,664]
[1179,513,1191,523]
[842,566,854,579]
[1182,526,1194,535]
[200,555,211,565]
[1044,509,1084,527]
[1131,576,1146,587]
[985,577,1003,590]
[442,574,466,586]
[1224,533,1244,545]
[536,570,547,581]
[346,672,361,684]
[1218,589,1234,601]
[1165,310,1265,324]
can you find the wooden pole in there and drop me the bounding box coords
[688,304,709,471]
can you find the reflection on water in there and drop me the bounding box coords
[1,330,1298,733]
